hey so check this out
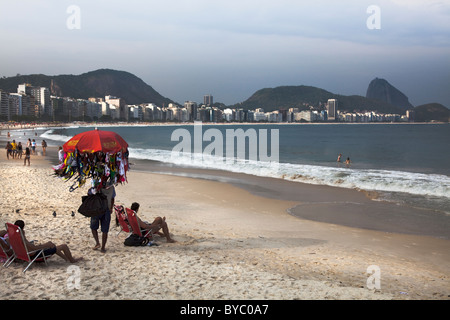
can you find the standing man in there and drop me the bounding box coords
[11,140,17,159]
[90,182,116,253]
[5,141,12,160]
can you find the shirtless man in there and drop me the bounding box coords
[130,202,176,243]
[14,220,83,263]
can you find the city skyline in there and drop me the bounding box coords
[0,1,449,107]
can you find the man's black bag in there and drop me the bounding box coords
[124,234,149,246]
[77,193,108,217]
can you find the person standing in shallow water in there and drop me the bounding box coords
[345,157,351,168]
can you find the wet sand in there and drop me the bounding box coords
[130,158,450,239]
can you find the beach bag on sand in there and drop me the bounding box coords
[77,193,108,217]
[124,234,149,246]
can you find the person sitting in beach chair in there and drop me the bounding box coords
[0,230,14,265]
[129,202,176,243]
[10,220,83,267]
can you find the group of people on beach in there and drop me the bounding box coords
[4,136,47,166]
[0,181,176,268]
[91,183,176,254]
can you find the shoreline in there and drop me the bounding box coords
[0,150,449,300]
[3,134,449,240]
[129,158,450,239]
[1,120,448,133]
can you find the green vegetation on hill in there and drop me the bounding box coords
[232,85,406,114]
[0,69,174,106]
[414,103,450,122]
[366,78,413,110]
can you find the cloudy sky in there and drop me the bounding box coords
[1,0,449,107]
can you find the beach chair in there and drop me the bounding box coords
[4,223,52,273]
[114,205,131,236]
[125,208,154,239]
[0,237,14,267]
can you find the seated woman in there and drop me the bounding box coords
[130,202,176,243]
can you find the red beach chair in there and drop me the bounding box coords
[125,208,153,239]
[4,223,52,273]
[0,236,14,267]
[114,205,131,236]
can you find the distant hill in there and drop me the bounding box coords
[414,103,450,122]
[0,69,174,106]
[366,78,413,111]
[233,85,405,114]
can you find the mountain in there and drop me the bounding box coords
[234,85,405,114]
[0,69,174,106]
[366,78,413,111]
[414,103,450,122]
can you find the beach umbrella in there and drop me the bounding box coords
[63,128,128,154]
[54,128,129,192]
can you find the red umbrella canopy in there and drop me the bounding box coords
[63,129,128,153]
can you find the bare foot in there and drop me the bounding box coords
[93,244,101,250]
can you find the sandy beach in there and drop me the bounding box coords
[0,138,449,301]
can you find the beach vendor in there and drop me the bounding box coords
[90,181,116,253]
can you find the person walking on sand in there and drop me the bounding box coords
[24,147,31,166]
[14,220,83,263]
[41,140,47,156]
[17,142,23,159]
[5,141,12,160]
[130,202,176,243]
[90,183,116,253]
[31,139,36,155]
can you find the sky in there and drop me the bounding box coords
[1,0,449,107]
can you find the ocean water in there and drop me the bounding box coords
[39,123,450,215]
